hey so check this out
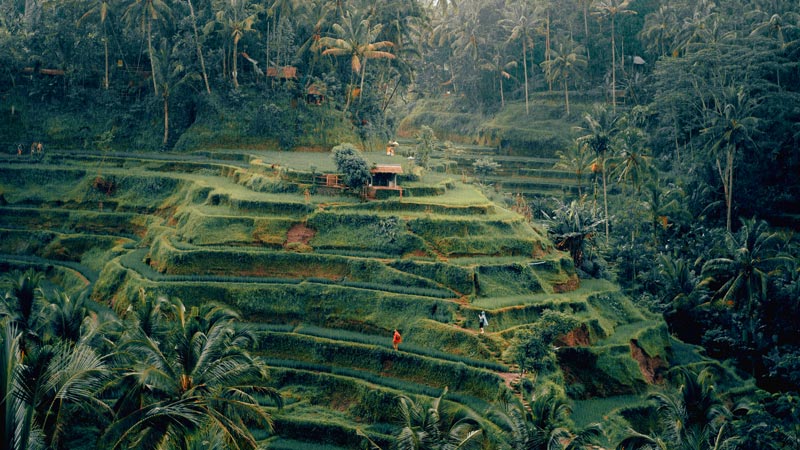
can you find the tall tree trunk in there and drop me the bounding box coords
[522,38,529,115]
[187,0,211,94]
[500,73,505,107]
[103,36,109,89]
[602,156,609,244]
[358,57,368,104]
[610,15,616,112]
[545,11,552,91]
[564,78,570,116]
[147,19,159,95]
[163,92,169,147]
[232,36,240,89]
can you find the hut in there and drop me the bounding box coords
[368,164,404,199]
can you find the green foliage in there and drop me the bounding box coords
[472,157,500,182]
[510,310,580,373]
[331,144,371,191]
[415,125,437,169]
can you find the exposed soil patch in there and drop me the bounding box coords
[284,223,316,246]
[630,339,666,384]
[555,324,591,347]
[553,275,580,293]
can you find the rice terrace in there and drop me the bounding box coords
[2,0,800,449]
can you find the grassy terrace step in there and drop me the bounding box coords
[118,248,457,299]
[267,363,494,418]
[0,253,99,285]
[0,228,132,272]
[255,331,504,400]
[0,206,148,237]
[254,324,508,372]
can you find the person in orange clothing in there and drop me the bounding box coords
[392,329,402,351]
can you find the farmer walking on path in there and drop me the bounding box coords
[478,311,488,334]
[392,329,402,351]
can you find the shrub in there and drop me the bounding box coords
[331,143,370,191]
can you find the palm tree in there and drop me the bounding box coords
[576,104,622,244]
[212,0,259,89]
[1,321,112,450]
[185,0,211,94]
[591,0,636,112]
[317,11,395,115]
[78,0,115,90]
[533,0,553,90]
[153,37,199,147]
[540,40,587,116]
[618,367,739,450]
[480,52,517,108]
[493,389,602,450]
[121,0,172,95]
[394,387,484,449]
[609,126,654,192]
[700,86,759,232]
[748,10,800,89]
[101,297,281,450]
[0,269,46,355]
[700,218,792,342]
[554,142,593,197]
[500,0,539,115]
[638,6,676,57]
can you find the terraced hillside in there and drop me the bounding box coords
[0,149,677,448]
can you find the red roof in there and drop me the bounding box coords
[371,164,403,174]
[267,66,298,79]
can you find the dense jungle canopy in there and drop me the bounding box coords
[2,0,800,449]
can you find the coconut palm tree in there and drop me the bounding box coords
[494,388,602,450]
[609,126,654,192]
[78,0,115,90]
[185,0,211,94]
[1,321,112,450]
[638,5,677,57]
[317,11,395,114]
[576,104,622,244]
[0,269,46,356]
[212,0,259,89]
[591,0,636,112]
[540,40,586,116]
[500,0,539,115]
[618,367,740,450]
[394,387,484,449]
[101,297,281,450]
[700,218,792,342]
[554,142,593,197]
[121,0,172,95]
[700,86,759,232]
[480,52,517,108]
[152,37,199,147]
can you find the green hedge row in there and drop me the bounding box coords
[294,325,508,371]
[406,216,528,241]
[389,259,475,295]
[475,263,544,297]
[206,192,313,216]
[106,271,458,328]
[335,200,494,216]
[434,236,540,258]
[256,333,503,400]
[0,207,143,237]
[149,238,449,294]
[0,167,85,192]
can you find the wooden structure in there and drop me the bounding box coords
[306,83,326,104]
[266,66,298,79]
[368,164,403,199]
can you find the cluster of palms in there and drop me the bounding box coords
[1,269,280,450]
[1,0,422,146]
